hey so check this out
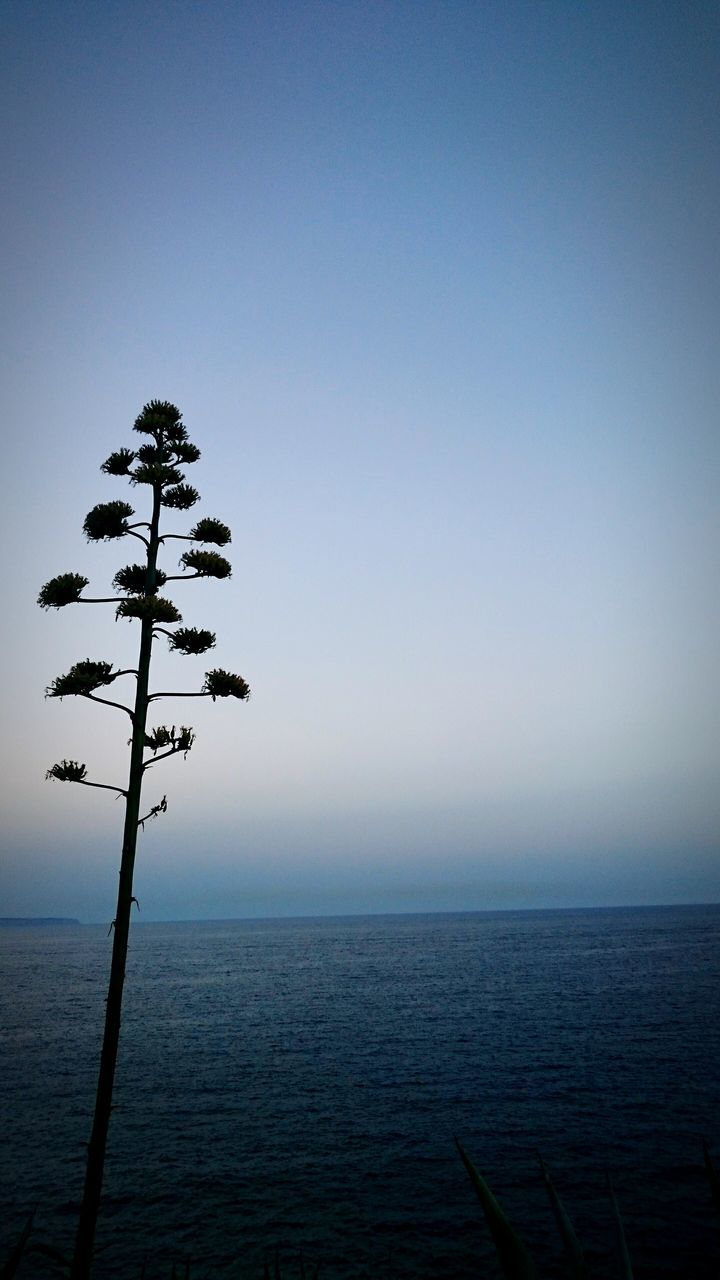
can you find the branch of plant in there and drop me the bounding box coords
[137,796,168,829]
[142,745,191,769]
[82,693,135,720]
[77,780,128,798]
[77,597,124,605]
[147,690,210,702]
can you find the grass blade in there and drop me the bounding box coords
[703,1139,720,1222]
[28,1240,71,1272]
[538,1154,589,1278]
[606,1173,633,1280]
[0,1210,35,1280]
[455,1138,537,1279]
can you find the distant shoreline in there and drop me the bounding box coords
[1,903,718,928]
[0,917,81,927]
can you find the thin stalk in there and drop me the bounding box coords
[77,781,127,797]
[142,747,185,768]
[82,693,134,720]
[70,479,163,1280]
[148,691,209,701]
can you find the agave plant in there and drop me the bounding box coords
[457,1139,641,1279]
[38,400,251,1280]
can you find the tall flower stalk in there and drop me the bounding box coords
[38,401,249,1279]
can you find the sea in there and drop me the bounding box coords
[1,906,719,1279]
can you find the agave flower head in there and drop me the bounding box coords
[180,550,232,579]
[46,759,88,783]
[167,627,216,655]
[101,448,135,477]
[189,517,231,547]
[38,573,89,609]
[83,501,135,542]
[162,483,199,510]
[116,596,182,624]
[46,660,116,698]
[203,669,250,701]
[112,563,168,595]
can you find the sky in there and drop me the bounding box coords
[1,0,718,921]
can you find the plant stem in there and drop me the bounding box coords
[70,481,163,1280]
[78,781,127,797]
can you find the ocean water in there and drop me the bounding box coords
[1,906,719,1278]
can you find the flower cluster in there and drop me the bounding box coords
[144,725,195,757]
[179,550,232,579]
[162,483,200,510]
[167,627,216,655]
[116,596,182,624]
[46,660,116,698]
[38,573,89,609]
[203,669,251,701]
[83,501,135,542]
[101,448,135,476]
[133,400,185,440]
[46,759,87,783]
[189,518,231,546]
[40,401,250,824]
[113,564,168,594]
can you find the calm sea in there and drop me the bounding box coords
[1,906,719,1278]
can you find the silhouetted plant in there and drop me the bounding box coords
[456,1138,651,1279]
[38,400,250,1280]
[113,563,168,594]
[4,1137,719,1276]
[166,627,216,655]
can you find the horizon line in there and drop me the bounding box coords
[4,900,718,927]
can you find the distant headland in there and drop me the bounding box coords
[0,917,80,927]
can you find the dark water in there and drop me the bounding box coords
[1,906,719,1278]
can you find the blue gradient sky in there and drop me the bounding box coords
[2,1,718,921]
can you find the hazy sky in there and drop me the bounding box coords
[2,1,718,921]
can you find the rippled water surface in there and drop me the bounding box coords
[2,906,719,1277]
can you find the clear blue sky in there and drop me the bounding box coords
[2,0,718,921]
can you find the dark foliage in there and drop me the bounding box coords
[46,660,116,698]
[116,596,182,624]
[133,400,184,439]
[180,549,232,579]
[162,484,199,510]
[83,501,135,542]
[172,440,201,464]
[203,668,251,700]
[131,463,185,489]
[101,448,135,476]
[37,573,89,609]
[189,517,232,546]
[113,564,168,594]
[136,442,172,465]
[144,725,195,756]
[0,1208,34,1278]
[45,759,87,783]
[167,627,216,655]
